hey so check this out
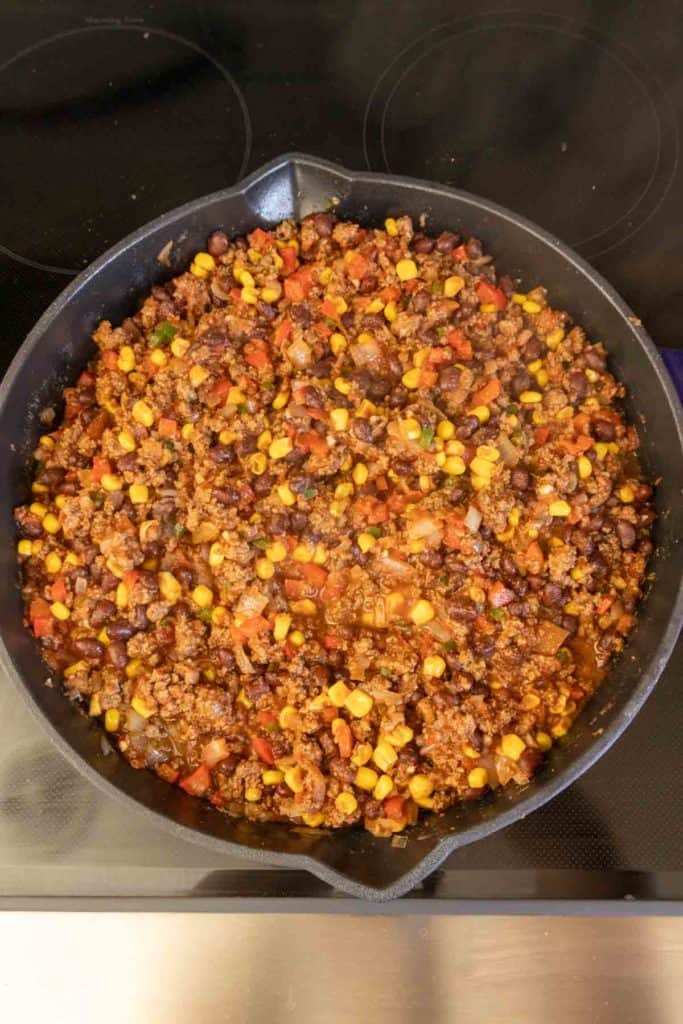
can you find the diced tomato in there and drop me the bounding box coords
[443,514,465,550]
[323,634,341,649]
[402,279,419,294]
[201,738,231,768]
[91,457,111,483]
[30,598,51,621]
[157,764,180,784]
[470,378,501,408]
[124,570,141,590]
[256,710,278,728]
[524,540,545,575]
[274,319,293,345]
[297,431,329,456]
[488,581,515,608]
[378,284,401,303]
[32,617,54,638]
[446,329,473,361]
[573,413,591,435]
[284,578,307,600]
[474,613,497,635]
[345,251,370,280]
[249,226,274,249]
[334,719,353,759]
[284,266,315,301]
[351,495,389,524]
[375,475,389,493]
[78,370,95,387]
[384,796,405,822]
[209,378,231,405]
[102,350,118,370]
[452,244,468,261]
[158,417,178,438]
[321,298,339,319]
[230,287,242,302]
[596,595,614,615]
[238,615,270,639]
[50,576,67,603]
[419,367,438,388]
[245,340,271,370]
[426,346,453,366]
[559,435,593,454]
[320,572,347,604]
[251,736,275,765]
[321,705,338,724]
[280,245,299,276]
[301,563,328,590]
[179,764,211,796]
[475,281,507,310]
[535,425,551,445]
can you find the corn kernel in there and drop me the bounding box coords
[191,584,213,608]
[329,407,349,431]
[577,455,593,479]
[373,775,394,801]
[64,552,80,567]
[272,613,292,642]
[194,251,216,271]
[290,544,311,564]
[289,629,305,646]
[546,328,565,350]
[396,258,418,281]
[548,500,571,517]
[384,300,398,322]
[170,336,190,358]
[277,483,296,507]
[117,345,136,372]
[468,767,489,788]
[89,693,102,717]
[131,695,155,719]
[278,705,298,730]
[443,274,465,297]
[63,660,87,679]
[244,786,261,802]
[211,606,227,626]
[233,266,254,287]
[619,485,635,503]
[118,430,137,453]
[423,655,446,678]
[181,423,195,440]
[159,571,182,603]
[352,462,369,486]
[104,708,120,732]
[551,722,568,739]
[132,400,154,427]
[328,681,350,707]
[351,742,373,767]
[207,542,224,569]
[335,482,354,500]
[501,733,526,760]
[330,332,346,356]
[471,405,490,423]
[443,455,466,475]
[357,532,376,553]
[410,599,434,625]
[38,435,54,449]
[373,741,398,772]
[409,774,434,802]
[100,474,122,493]
[41,512,60,534]
[480,302,496,314]
[150,349,167,368]
[334,377,351,396]
[512,293,527,304]
[585,367,600,384]
[260,283,282,303]
[523,299,542,314]
[519,390,543,405]
[49,601,70,621]
[384,217,398,236]
[290,598,316,616]
[335,792,358,815]
[536,731,553,751]
[536,368,549,388]
[436,420,455,442]
[42,551,61,574]
[386,725,414,748]
[366,298,384,313]
[345,688,373,718]
[128,483,149,505]
[284,767,304,794]
[256,557,275,580]
[355,766,379,791]
[265,540,287,563]
[399,417,421,442]
[272,390,290,410]
[268,437,292,460]
[402,367,421,389]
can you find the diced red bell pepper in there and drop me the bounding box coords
[488,581,515,608]
[249,226,274,249]
[280,245,299,276]
[384,796,405,822]
[475,281,507,310]
[238,615,270,639]
[50,576,68,604]
[446,329,473,360]
[179,764,211,796]
[443,514,466,550]
[469,378,501,408]
[351,495,389,524]
[535,425,551,445]
[297,431,329,456]
[102,350,118,370]
[251,736,275,765]
[321,705,338,724]
[274,319,293,345]
[345,251,370,280]
[245,339,271,370]
[284,267,314,302]
[256,710,278,728]
[158,417,178,438]
[284,578,307,600]
[301,563,328,590]
[210,378,232,405]
[91,457,112,483]
[321,298,339,319]
[320,572,347,604]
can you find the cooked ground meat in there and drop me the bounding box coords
[15,214,654,837]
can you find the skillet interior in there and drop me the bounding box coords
[0,153,681,900]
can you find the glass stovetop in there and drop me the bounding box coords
[0,0,681,904]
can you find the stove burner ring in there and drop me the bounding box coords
[363,15,678,259]
[0,24,252,275]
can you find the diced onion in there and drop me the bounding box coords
[236,590,269,617]
[407,516,443,546]
[234,641,254,675]
[498,434,520,466]
[350,337,382,369]
[425,619,453,643]
[286,338,312,369]
[464,505,482,533]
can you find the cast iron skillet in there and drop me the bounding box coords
[1,154,681,901]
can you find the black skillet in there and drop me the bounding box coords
[0,154,681,900]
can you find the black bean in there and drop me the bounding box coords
[393,458,416,477]
[511,466,531,491]
[213,486,241,506]
[340,311,355,332]
[359,274,378,295]
[436,232,458,253]
[15,511,42,538]
[36,466,65,488]
[106,640,128,668]
[465,237,484,259]
[131,605,149,632]
[567,369,588,399]
[235,434,258,458]
[290,303,313,327]
[455,415,479,441]
[289,511,309,534]
[510,370,532,398]
[209,445,236,465]
[386,388,409,409]
[527,575,544,592]
[107,620,136,641]
[252,473,275,496]
[561,614,579,635]
[522,336,545,362]
[257,300,277,321]
[57,479,79,496]
[448,596,477,621]
[314,212,334,237]
[413,234,435,254]
[615,519,637,549]
[592,418,616,442]
[541,582,564,607]
[217,648,235,670]
[519,748,542,775]
[585,347,607,372]
[200,327,229,346]
[351,418,373,443]
[411,290,430,315]
[268,514,289,535]
[438,366,461,392]
[72,637,104,661]
[207,230,229,257]
[90,599,116,628]
[419,549,443,569]
[310,357,333,379]
[117,452,138,474]
[501,553,519,579]
[290,475,313,495]
[175,567,195,589]
[361,313,386,333]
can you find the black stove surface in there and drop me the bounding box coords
[0,0,681,904]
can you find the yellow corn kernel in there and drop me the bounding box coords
[334,377,351,397]
[244,787,261,802]
[345,688,373,718]
[194,251,216,271]
[211,606,227,626]
[128,483,148,505]
[132,400,154,427]
[619,485,635,503]
[471,405,490,423]
[49,601,70,621]
[329,333,346,358]
[100,474,122,493]
[181,423,195,441]
[265,540,287,563]
[38,435,54,449]
[373,775,394,801]
[272,389,290,412]
[423,655,446,678]
[442,455,466,476]
[468,767,489,789]
[64,552,80,567]
[527,359,543,373]
[329,407,349,431]
[436,421,455,442]
[521,692,542,710]
[480,302,496,314]
[53,495,68,511]
[546,328,565,350]
[41,512,60,535]
[366,298,384,314]
[401,367,421,389]
[501,733,526,760]
[443,274,465,297]
[410,599,435,626]
[523,299,542,314]
[150,349,167,368]
[512,293,527,304]
[104,708,120,732]
[519,390,543,405]
[63,660,87,679]
[536,731,553,752]
[435,451,447,467]
[352,462,369,487]
[335,482,354,500]
[384,217,399,236]
[256,557,275,580]
[189,365,210,389]
[290,598,316,617]
[396,258,418,281]
[111,584,128,613]
[271,613,291,643]
[373,741,398,772]
[548,500,571,517]
[291,544,312,563]
[409,774,434,802]
[278,705,298,731]
[299,812,323,828]
[131,695,155,720]
[386,725,414,748]
[312,545,328,566]
[284,767,304,794]
[563,600,581,617]
[577,455,593,479]
[276,483,296,507]
[335,792,358,815]
[159,571,182,604]
[357,532,376,553]
[536,368,549,388]
[398,417,421,442]
[257,770,283,790]
[118,430,137,454]
[268,436,292,460]
[32,482,50,494]
[329,501,344,518]
[585,367,600,384]
[117,345,136,372]
[551,722,569,739]
[288,629,304,647]
[233,266,254,287]
[351,743,373,768]
[355,766,379,792]
[42,551,62,574]
[326,681,349,708]
[570,566,587,583]
[469,457,495,480]
[226,386,245,407]
[383,300,398,322]
[170,336,190,358]
[89,693,102,717]
[260,282,282,303]
[333,295,349,315]
[207,542,224,569]
[191,585,213,609]
[253,431,271,454]
[243,452,266,478]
